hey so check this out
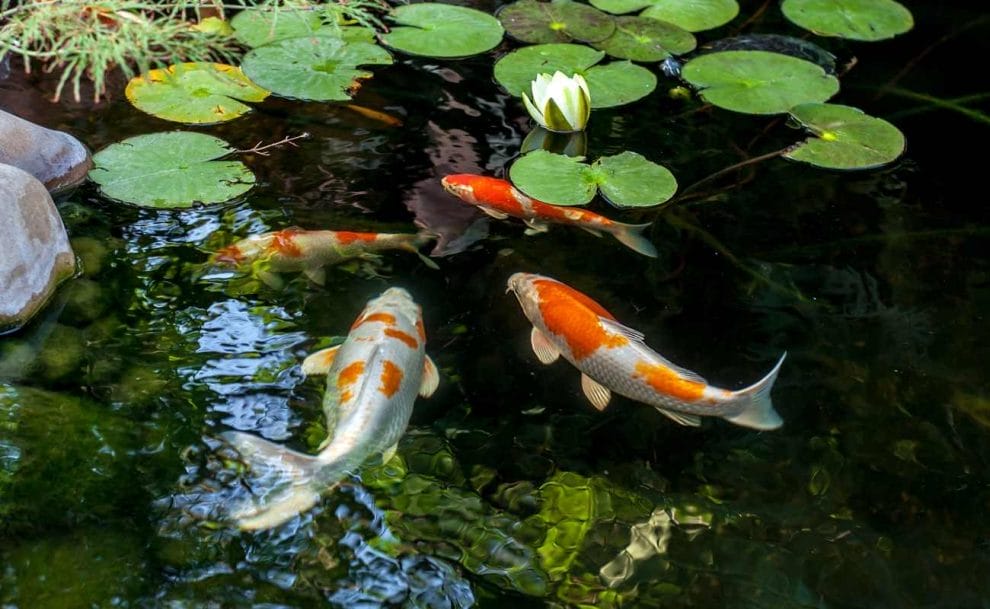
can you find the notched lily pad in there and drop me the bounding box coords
[382,3,504,58]
[701,34,836,73]
[498,0,615,44]
[231,8,374,47]
[125,63,269,124]
[242,36,393,101]
[510,150,676,207]
[89,132,255,208]
[784,103,906,169]
[641,0,739,32]
[782,0,913,41]
[593,16,696,62]
[682,50,839,114]
[495,43,656,108]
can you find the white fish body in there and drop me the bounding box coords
[222,287,439,530]
[507,272,784,430]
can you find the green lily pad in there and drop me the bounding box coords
[494,43,656,108]
[230,8,374,47]
[781,0,913,41]
[593,16,696,62]
[89,132,255,208]
[382,4,504,58]
[681,50,839,114]
[641,0,739,32]
[498,0,615,44]
[590,0,738,32]
[783,103,906,169]
[510,150,676,207]
[242,36,393,101]
[125,63,269,125]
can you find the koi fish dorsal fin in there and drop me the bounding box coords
[530,327,561,364]
[599,318,646,343]
[301,345,340,376]
[419,355,440,398]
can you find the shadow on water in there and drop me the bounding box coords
[2,1,990,607]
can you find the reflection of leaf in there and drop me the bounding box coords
[125,63,269,125]
[89,132,255,208]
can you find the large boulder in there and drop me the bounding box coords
[0,164,76,333]
[0,108,92,194]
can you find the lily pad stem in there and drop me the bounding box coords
[678,146,792,199]
[235,132,310,157]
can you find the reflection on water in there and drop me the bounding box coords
[2,4,990,608]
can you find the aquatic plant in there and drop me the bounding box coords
[522,71,592,133]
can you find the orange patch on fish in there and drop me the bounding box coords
[339,390,353,402]
[214,245,245,265]
[351,312,397,330]
[467,177,527,215]
[337,361,365,389]
[633,361,706,402]
[270,229,303,257]
[379,360,404,397]
[533,279,626,360]
[415,318,426,342]
[336,232,379,245]
[384,328,418,349]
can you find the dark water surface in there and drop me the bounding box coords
[2,2,989,607]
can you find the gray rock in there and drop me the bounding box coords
[0,164,76,333]
[0,108,92,194]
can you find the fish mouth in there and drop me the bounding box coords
[505,272,533,295]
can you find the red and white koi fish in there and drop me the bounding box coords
[507,272,785,430]
[212,229,438,287]
[222,287,439,530]
[440,174,657,258]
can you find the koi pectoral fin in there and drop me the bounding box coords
[255,269,285,290]
[303,266,326,286]
[581,374,612,411]
[530,327,560,364]
[654,407,702,427]
[419,355,440,398]
[523,219,550,235]
[479,207,510,220]
[301,345,340,376]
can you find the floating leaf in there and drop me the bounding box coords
[590,0,738,32]
[382,4,504,58]
[783,103,906,169]
[594,151,677,207]
[641,0,739,32]
[242,36,392,101]
[702,34,836,73]
[495,43,656,108]
[498,0,615,44]
[593,16,696,62]
[781,0,913,41]
[510,150,676,207]
[125,63,269,124]
[89,132,254,208]
[230,8,374,47]
[681,50,839,114]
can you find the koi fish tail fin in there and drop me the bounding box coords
[220,431,336,531]
[401,233,440,270]
[724,353,786,431]
[610,222,658,258]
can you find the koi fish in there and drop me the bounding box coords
[222,287,439,530]
[212,229,438,288]
[506,272,785,430]
[440,174,657,258]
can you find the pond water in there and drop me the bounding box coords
[2,2,989,607]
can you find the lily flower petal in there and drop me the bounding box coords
[522,91,549,130]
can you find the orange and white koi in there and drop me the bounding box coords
[440,174,657,258]
[507,272,785,430]
[222,287,439,530]
[212,228,438,287]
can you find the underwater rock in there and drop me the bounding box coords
[0,164,76,334]
[0,108,92,194]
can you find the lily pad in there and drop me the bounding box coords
[681,50,839,114]
[702,34,836,73]
[125,63,269,125]
[641,0,739,32]
[510,150,676,207]
[498,0,615,44]
[781,0,913,41]
[242,36,393,101]
[590,0,738,32]
[593,16,696,62]
[495,43,656,108]
[783,103,906,169]
[230,8,374,47]
[382,4,504,58]
[89,132,255,208]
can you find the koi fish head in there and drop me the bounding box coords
[211,234,271,266]
[440,174,479,204]
[363,287,424,333]
[506,272,543,321]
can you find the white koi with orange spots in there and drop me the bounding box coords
[212,229,438,288]
[222,287,439,530]
[507,272,785,430]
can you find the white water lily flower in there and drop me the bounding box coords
[521,71,591,133]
